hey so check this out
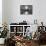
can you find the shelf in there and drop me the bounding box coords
[10,32,23,33]
[10,24,30,27]
[9,25,31,36]
[10,32,15,33]
[16,32,23,33]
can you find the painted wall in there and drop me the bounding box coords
[2,0,8,24]
[3,0,46,26]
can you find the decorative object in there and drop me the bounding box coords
[26,27,32,40]
[0,23,9,38]
[0,38,5,44]
[0,22,9,44]
[34,19,37,24]
[20,5,32,15]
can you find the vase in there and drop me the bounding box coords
[0,38,5,44]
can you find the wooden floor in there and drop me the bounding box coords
[0,44,46,46]
[40,45,46,46]
[0,44,4,46]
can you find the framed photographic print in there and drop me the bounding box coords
[20,5,33,15]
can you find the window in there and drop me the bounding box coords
[0,0,2,27]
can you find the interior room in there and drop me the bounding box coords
[0,0,46,46]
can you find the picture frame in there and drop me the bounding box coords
[20,5,33,15]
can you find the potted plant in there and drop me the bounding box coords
[0,23,9,44]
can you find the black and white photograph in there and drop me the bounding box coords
[0,0,46,46]
[20,5,32,15]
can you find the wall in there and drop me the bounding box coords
[2,0,8,24]
[2,0,46,26]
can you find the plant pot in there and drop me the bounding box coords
[0,38,5,44]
